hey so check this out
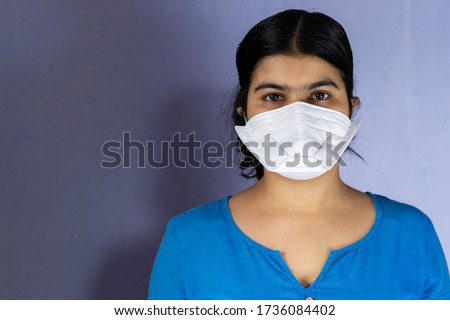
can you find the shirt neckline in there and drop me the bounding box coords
[221,191,383,258]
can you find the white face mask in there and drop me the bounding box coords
[234,101,361,180]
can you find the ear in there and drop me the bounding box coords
[351,96,360,116]
[236,106,244,117]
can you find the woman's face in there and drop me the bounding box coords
[240,54,357,120]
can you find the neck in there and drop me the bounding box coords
[252,166,350,215]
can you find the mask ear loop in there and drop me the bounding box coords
[350,96,361,120]
[243,111,248,124]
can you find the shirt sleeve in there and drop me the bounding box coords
[419,220,450,299]
[148,217,187,299]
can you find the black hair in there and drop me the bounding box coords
[231,9,358,179]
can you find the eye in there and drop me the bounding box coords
[311,92,330,100]
[263,93,284,102]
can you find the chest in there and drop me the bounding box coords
[234,215,374,288]
[185,236,419,299]
[279,240,332,288]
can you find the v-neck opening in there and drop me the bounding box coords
[222,191,383,291]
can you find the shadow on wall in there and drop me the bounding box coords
[1,0,245,300]
[91,87,234,299]
[91,236,161,299]
[83,0,241,299]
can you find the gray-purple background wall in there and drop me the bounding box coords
[1,0,449,299]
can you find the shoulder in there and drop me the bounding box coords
[369,193,450,299]
[369,192,439,260]
[368,192,438,250]
[168,196,231,242]
[370,192,432,227]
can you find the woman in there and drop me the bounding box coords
[148,9,450,299]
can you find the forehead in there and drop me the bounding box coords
[250,54,343,87]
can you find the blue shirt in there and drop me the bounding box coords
[148,193,450,299]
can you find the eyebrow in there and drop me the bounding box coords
[253,78,340,93]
